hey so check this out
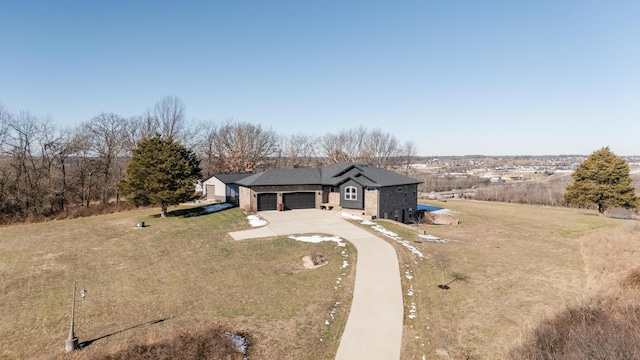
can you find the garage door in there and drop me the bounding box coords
[283,192,316,210]
[257,193,277,211]
[205,185,215,200]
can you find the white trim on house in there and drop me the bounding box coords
[345,186,357,201]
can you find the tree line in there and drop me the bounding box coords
[472,175,571,206]
[0,96,416,223]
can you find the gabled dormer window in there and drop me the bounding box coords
[344,186,357,201]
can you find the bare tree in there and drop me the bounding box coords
[0,103,9,146]
[402,140,417,174]
[365,129,401,168]
[342,127,371,162]
[278,134,319,168]
[0,112,69,218]
[121,111,158,153]
[68,127,99,207]
[214,120,279,173]
[6,112,44,215]
[84,113,126,205]
[320,127,405,167]
[194,119,219,177]
[153,95,189,141]
[320,132,349,164]
[48,128,76,211]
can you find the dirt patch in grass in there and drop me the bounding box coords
[302,255,328,269]
[0,205,354,360]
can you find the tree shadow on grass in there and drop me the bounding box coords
[79,318,171,349]
[149,204,235,219]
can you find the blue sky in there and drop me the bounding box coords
[1,1,639,156]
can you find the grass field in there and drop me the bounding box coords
[0,205,354,360]
[1,200,636,359]
[353,200,631,359]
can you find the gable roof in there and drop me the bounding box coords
[236,163,420,188]
[236,168,322,187]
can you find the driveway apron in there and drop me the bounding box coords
[229,209,403,360]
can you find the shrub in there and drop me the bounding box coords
[509,297,640,359]
[96,324,248,360]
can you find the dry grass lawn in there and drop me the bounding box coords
[354,200,630,359]
[2,199,637,360]
[0,205,354,360]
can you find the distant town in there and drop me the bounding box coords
[411,154,640,177]
[408,155,640,200]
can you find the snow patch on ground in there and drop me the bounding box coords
[325,301,341,325]
[373,229,425,259]
[418,233,448,243]
[341,212,363,220]
[341,249,349,269]
[345,217,426,259]
[405,270,414,280]
[408,302,417,319]
[371,224,398,238]
[202,203,233,214]
[288,235,346,247]
[247,215,268,227]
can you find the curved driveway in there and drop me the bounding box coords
[229,209,403,360]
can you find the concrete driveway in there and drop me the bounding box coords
[229,209,403,360]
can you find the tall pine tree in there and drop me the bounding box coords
[564,147,639,214]
[118,135,201,217]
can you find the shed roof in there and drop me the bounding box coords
[207,173,252,184]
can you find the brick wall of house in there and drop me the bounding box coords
[239,186,254,212]
[322,185,341,205]
[378,184,418,223]
[322,186,342,205]
[364,188,379,217]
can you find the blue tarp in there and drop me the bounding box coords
[417,204,443,212]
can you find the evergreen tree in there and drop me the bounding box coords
[564,147,639,214]
[118,135,201,217]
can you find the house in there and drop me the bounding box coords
[202,173,251,205]
[236,162,421,223]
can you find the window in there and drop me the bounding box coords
[344,186,357,201]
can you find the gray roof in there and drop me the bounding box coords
[237,163,420,188]
[209,173,252,184]
[236,168,322,186]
